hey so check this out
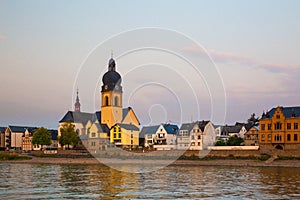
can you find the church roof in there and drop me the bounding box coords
[115,123,139,131]
[59,111,96,125]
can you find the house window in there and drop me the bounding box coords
[294,134,298,141]
[268,134,271,141]
[92,132,96,137]
[114,133,116,138]
[261,134,265,141]
[274,122,282,130]
[276,115,280,119]
[114,96,119,106]
[268,124,271,130]
[105,96,109,106]
[91,141,96,146]
[287,134,291,141]
[131,134,133,138]
[191,136,195,140]
[114,127,117,132]
[274,134,282,141]
[118,133,121,138]
[261,124,265,131]
[198,135,201,140]
[287,123,291,130]
[294,123,299,130]
[198,142,201,146]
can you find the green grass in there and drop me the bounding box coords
[0,153,32,161]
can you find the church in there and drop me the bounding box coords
[58,56,140,150]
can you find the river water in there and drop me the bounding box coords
[0,163,300,199]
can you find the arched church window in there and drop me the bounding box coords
[114,96,119,106]
[105,96,109,106]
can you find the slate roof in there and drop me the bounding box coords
[235,122,253,131]
[262,106,300,119]
[0,127,6,133]
[8,125,37,133]
[163,124,179,134]
[221,125,242,135]
[140,125,160,138]
[59,111,96,125]
[179,123,197,133]
[115,123,139,131]
[122,107,140,125]
[198,120,210,132]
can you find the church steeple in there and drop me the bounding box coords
[74,88,81,112]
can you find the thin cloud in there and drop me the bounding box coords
[183,46,300,73]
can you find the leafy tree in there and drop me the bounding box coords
[226,135,244,146]
[247,113,259,126]
[59,122,79,149]
[32,127,51,150]
[215,140,226,146]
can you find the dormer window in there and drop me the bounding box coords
[276,115,280,119]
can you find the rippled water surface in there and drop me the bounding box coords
[0,163,300,199]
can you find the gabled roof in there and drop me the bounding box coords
[8,125,37,133]
[0,127,6,133]
[222,125,242,134]
[122,107,140,125]
[198,120,210,132]
[140,125,160,138]
[163,124,179,134]
[59,111,96,125]
[114,123,139,131]
[235,122,253,131]
[262,106,300,119]
[180,122,197,133]
[92,122,110,133]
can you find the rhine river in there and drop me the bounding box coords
[0,163,300,199]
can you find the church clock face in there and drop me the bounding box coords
[104,85,108,90]
[115,85,119,90]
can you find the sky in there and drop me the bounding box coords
[0,0,300,128]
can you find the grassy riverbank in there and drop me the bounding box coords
[0,153,32,161]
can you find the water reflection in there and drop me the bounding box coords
[0,163,300,199]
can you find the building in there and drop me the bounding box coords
[58,57,140,149]
[110,123,139,148]
[22,127,37,151]
[141,123,179,150]
[259,106,300,150]
[177,121,217,150]
[0,127,6,150]
[244,126,259,146]
[5,125,37,150]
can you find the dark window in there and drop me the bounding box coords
[287,134,291,141]
[275,134,282,141]
[261,134,265,141]
[105,96,109,106]
[268,134,271,140]
[274,122,282,130]
[118,133,121,138]
[294,123,299,130]
[113,133,116,138]
[294,134,298,141]
[114,127,116,132]
[268,124,272,130]
[276,115,280,119]
[131,134,133,138]
[198,135,201,140]
[287,123,291,130]
[261,124,265,131]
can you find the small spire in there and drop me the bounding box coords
[75,87,81,112]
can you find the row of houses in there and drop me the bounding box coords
[0,125,58,151]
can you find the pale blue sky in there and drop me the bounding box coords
[1,0,300,128]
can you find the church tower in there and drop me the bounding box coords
[101,57,123,128]
[74,88,81,112]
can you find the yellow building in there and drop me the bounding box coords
[259,106,300,150]
[110,123,139,147]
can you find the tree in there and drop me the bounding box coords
[226,135,244,146]
[32,127,51,150]
[247,113,259,126]
[59,122,79,150]
[215,140,226,146]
